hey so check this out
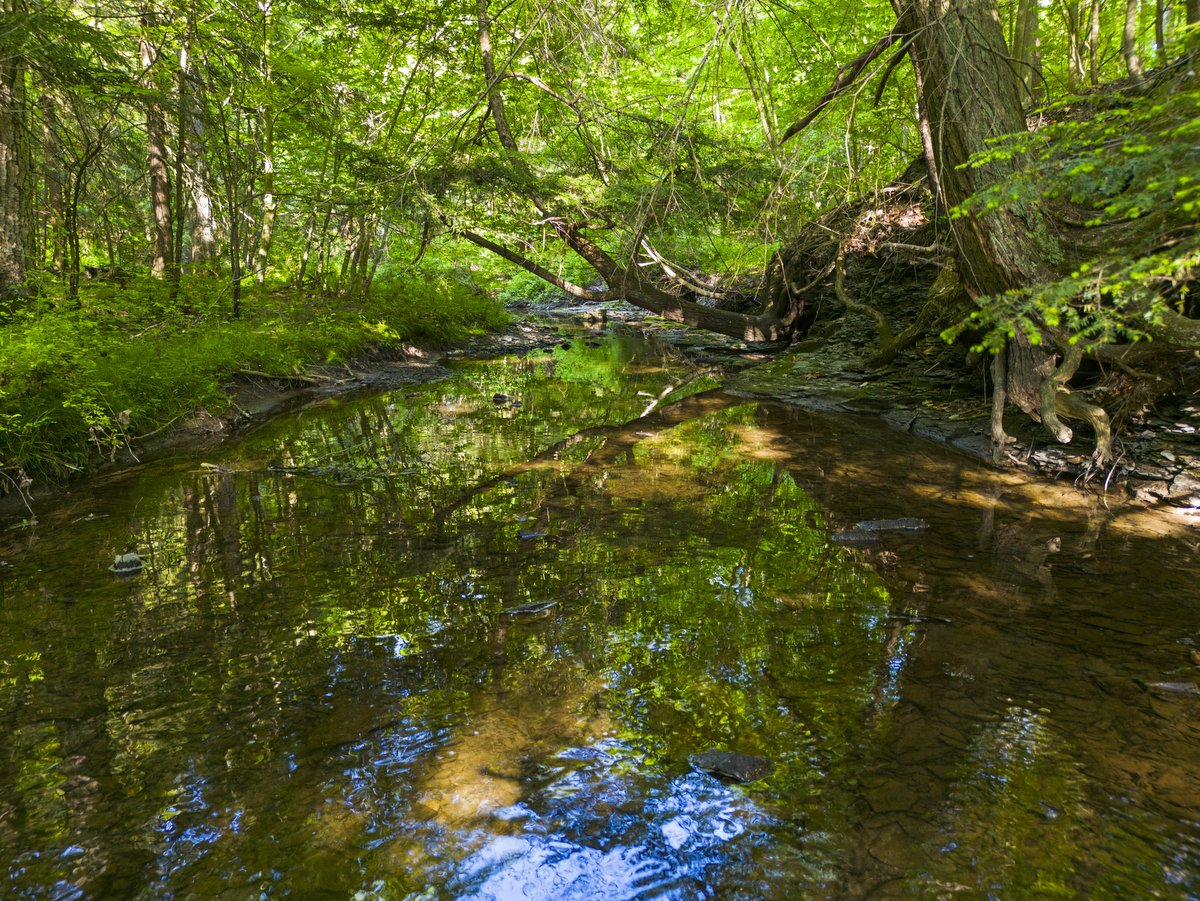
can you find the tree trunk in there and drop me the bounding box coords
[173,28,190,286]
[254,0,275,286]
[185,105,218,266]
[1013,0,1042,97]
[1124,0,1145,79]
[896,0,1067,438]
[1066,3,1087,90]
[40,93,67,275]
[1154,0,1166,63]
[476,0,518,151]
[0,0,30,302]
[1087,0,1103,86]
[141,21,173,279]
[1188,0,1200,26]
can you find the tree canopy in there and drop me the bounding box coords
[2,0,1199,474]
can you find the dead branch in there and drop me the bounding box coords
[781,29,903,144]
[459,229,617,301]
[639,238,726,299]
[876,241,950,255]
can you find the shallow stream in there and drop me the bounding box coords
[1,329,1198,898]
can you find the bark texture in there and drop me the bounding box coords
[0,0,30,300]
[896,0,1103,454]
[141,23,173,278]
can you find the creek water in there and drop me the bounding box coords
[1,328,1198,899]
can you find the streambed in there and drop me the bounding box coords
[1,328,1197,898]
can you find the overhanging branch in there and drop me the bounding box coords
[458,229,616,301]
[781,28,904,144]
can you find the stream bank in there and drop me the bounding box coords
[4,302,1198,525]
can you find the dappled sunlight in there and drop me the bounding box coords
[1,331,1198,897]
[416,671,615,829]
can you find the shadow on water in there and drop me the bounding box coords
[1,328,1198,898]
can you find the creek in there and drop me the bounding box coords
[1,327,1198,898]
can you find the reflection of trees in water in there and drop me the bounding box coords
[1,343,1198,895]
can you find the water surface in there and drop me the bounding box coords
[1,330,1198,898]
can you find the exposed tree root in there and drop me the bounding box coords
[867,262,967,368]
[990,346,1013,463]
[833,241,894,348]
[1038,343,1114,465]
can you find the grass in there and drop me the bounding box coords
[0,272,509,488]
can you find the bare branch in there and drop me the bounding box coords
[458,229,616,301]
[781,29,903,144]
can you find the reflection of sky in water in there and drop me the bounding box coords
[452,741,775,900]
[1,332,1199,898]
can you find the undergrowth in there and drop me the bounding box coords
[0,273,508,490]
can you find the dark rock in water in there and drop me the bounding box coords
[501,601,558,619]
[689,749,774,783]
[108,552,144,576]
[855,518,928,532]
[890,612,953,625]
[832,529,879,546]
[492,393,510,405]
[1146,681,1200,697]
[518,530,548,541]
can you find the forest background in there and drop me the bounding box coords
[1,0,1198,489]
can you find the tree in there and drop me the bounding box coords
[0,0,31,302]
[1123,0,1145,80]
[140,14,173,278]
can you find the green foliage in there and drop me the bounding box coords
[949,66,1200,352]
[495,253,605,307]
[0,278,507,484]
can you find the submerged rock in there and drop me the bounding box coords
[890,611,953,625]
[855,518,928,532]
[517,530,548,541]
[501,601,558,619]
[832,529,879,546]
[108,552,144,576]
[689,749,775,783]
[1146,681,1200,697]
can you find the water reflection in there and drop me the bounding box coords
[0,329,1198,898]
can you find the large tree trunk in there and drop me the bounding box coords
[898,0,1058,297]
[896,0,1099,455]
[0,0,30,302]
[141,21,173,279]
